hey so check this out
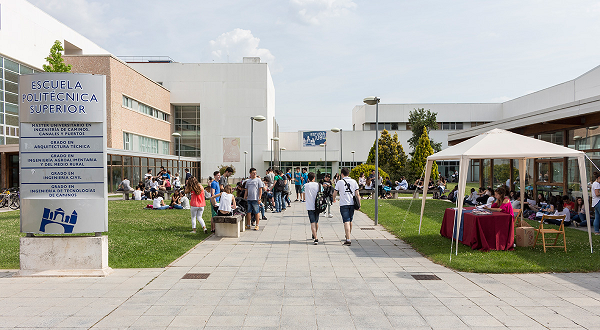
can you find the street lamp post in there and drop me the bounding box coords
[363,96,380,225]
[351,150,355,163]
[320,143,327,176]
[244,151,248,177]
[271,137,280,169]
[171,132,181,180]
[250,115,266,169]
[280,147,286,170]
[331,127,342,170]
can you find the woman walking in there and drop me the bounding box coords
[185,177,207,234]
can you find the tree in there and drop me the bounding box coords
[366,129,407,180]
[411,127,438,180]
[408,108,441,155]
[43,40,72,72]
[493,163,518,186]
[349,164,389,182]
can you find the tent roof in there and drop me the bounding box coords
[428,128,584,160]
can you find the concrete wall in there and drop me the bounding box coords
[64,55,171,150]
[0,0,109,70]
[129,62,275,179]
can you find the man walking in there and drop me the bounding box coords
[332,168,360,246]
[294,167,303,201]
[301,167,308,202]
[244,168,265,230]
[304,172,320,245]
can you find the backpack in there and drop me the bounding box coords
[274,178,286,192]
[315,184,328,214]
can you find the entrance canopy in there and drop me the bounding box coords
[418,128,593,253]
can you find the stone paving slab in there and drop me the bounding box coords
[1,201,600,329]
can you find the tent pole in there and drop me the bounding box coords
[578,155,593,253]
[419,159,433,234]
[519,159,526,225]
[454,157,469,255]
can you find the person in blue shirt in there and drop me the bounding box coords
[210,171,221,217]
[301,167,308,202]
[294,167,303,202]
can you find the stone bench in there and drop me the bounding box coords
[212,214,244,238]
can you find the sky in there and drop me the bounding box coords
[29,0,600,132]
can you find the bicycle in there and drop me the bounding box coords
[0,188,11,208]
[9,188,19,210]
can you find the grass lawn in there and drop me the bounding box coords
[0,200,213,269]
[360,199,600,273]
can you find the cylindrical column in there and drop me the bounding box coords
[375,102,379,226]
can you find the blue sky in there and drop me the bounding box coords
[30,0,600,132]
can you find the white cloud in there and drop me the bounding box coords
[289,0,357,25]
[209,29,277,68]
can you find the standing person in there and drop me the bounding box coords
[283,170,292,207]
[265,168,275,190]
[184,169,192,182]
[304,172,320,245]
[210,171,221,217]
[185,177,207,234]
[332,168,361,246]
[273,170,284,213]
[319,173,334,218]
[592,172,600,235]
[301,167,308,202]
[220,167,234,190]
[294,167,303,201]
[244,168,265,230]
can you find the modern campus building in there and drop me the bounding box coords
[1,0,599,198]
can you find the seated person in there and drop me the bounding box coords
[149,178,159,199]
[510,191,520,209]
[395,176,408,190]
[483,187,513,217]
[136,181,145,192]
[485,188,496,205]
[364,178,373,190]
[180,192,190,210]
[170,190,183,209]
[475,187,489,205]
[358,173,366,189]
[117,177,134,193]
[211,185,237,216]
[153,191,169,210]
[563,195,575,212]
[572,197,588,227]
[546,199,571,226]
[447,186,459,203]
[133,187,143,201]
[385,177,393,188]
[464,188,478,206]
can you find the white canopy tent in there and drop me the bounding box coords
[418,128,593,254]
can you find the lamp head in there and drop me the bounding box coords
[331,127,341,133]
[271,137,280,141]
[252,115,266,122]
[351,150,355,154]
[244,151,248,154]
[281,147,286,150]
[363,96,380,105]
[171,132,181,137]
[320,143,326,147]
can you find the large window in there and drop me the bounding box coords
[122,132,169,155]
[0,56,37,145]
[174,105,201,157]
[439,122,464,130]
[122,95,169,122]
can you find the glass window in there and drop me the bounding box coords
[539,163,549,182]
[5,93,18,105]
[123,156,132,166]
[552,162,563,183]
[133,157,140,166]
[5,114,18,126]
[442,122,449,130]
[20,66,33,74]
[456,122,463,130]
[5,58,19,73]
[370,123,376,131]
[450,123,456,130]
[5,103,17,114]
[391,123,398,130]
[141,157,148,168]
[5,71,18,83]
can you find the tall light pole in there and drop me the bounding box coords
[320,142,327,176]
[331,127,342,170]
[280,147,286,170]
[172,132,181,179]
[351,150,355,163]
[364,96,380,225]
[271,137,279,169]
[244,151,248,177]
[250,115,266,169]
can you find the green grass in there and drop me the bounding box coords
[0,200,213,269]
[360,199,600,273]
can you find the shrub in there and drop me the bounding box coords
[349,164,389,182]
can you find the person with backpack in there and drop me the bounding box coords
[273,170,285,213]
[332,168,361,246]
[304,172,322,245]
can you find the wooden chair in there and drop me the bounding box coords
[533,214,567,253]
[513,209,524,226]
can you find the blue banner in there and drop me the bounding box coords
[303,131,326,147]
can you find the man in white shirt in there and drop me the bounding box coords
[304,172,321,245]
[244,168,265,230]
[396,176,408,190]
[592,172,600,234]
[332,168,361,246]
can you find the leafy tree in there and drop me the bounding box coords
[408,108,441,155]
[349,164,389,182]
[218,164,236,176]
[366,129,407,180]
[493,163,518,186]
[43,40,72,72]
[411,127,438,180]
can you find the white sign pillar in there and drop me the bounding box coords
[17,73,110,276]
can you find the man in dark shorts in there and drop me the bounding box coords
[332,168,361,246]
[244,168,265,230]
[294,167,303,201]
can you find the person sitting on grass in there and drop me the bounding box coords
[546,198,571,226]
[211,185,237,216]
[170,190,183,209]
[153,191,169,210]
[573,197,587,227]
[180,191,190,210]
[447,185,459,203]
[483,187,514,217]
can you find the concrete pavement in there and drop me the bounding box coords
[1,201,600,329]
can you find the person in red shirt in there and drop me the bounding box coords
[563,195,575,211]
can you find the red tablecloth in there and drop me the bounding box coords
[440,207,515,251]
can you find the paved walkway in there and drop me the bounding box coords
[2,202,600,329]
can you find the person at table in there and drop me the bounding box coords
[483,187,514,217]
